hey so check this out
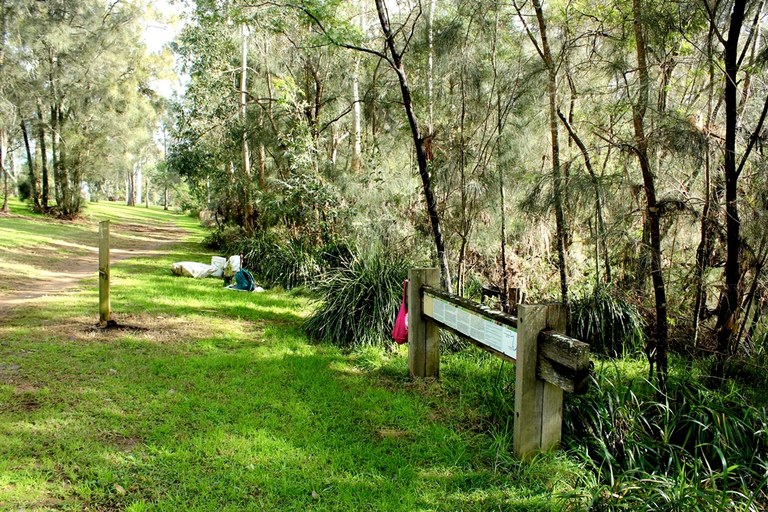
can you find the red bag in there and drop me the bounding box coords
[392,280,409,344]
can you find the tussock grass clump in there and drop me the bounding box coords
[214,230,348,290]
[201,224,246,250]
[304,250,411,348]
[563,363,768,510]
[250,237,321,289]
[571,286,645,357]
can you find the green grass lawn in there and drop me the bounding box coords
[0,198,205,293]
[0,200,585,511]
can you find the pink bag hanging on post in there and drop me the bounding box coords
[392,280,409,344]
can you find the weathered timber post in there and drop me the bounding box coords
[513,304,567,460]
[408,268,441,378]
[99,220,111,326]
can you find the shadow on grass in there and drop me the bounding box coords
[0,334,568,511]
[0,240,575,511]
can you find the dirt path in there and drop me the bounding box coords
[0,220,188,313]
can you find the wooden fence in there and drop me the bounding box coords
[407,268,590,460]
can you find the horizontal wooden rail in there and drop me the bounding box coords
[422,285,518,329]
[422,285,518,360]
[537,330,591,394]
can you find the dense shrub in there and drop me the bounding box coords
[209,230,347,290]
[571,286,645,357]
[259,237,321,289]
[17,178,32,202]
[304,250,412,348]
[563,365,768,510]
[202,224,246,251]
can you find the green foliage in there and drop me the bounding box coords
[571,286,646,357]
[221,231,328,290]
[304,249,412,348]
[563,364,768,510]
[201,224,246,251]
[16,178,32,203]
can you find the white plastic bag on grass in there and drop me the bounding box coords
[228,255,241,273]
[210,256,227,277]
[171,262,216,278]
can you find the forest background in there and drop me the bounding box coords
[2,0,768,507]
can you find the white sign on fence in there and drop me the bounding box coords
[423,293,517,359]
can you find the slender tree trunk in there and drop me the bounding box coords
[457,65,468,297]
[531,0,568,305]
[206,174,211,208]
[240,23,253,233]
[457,237,467,297]
[21,120,40,210]
[1,130,7,213]
[498,144,509,312]
[693,24,717,348]
[557,110,611,284]
[56,101,76,216]
[36,101,49,210]
[0,0,6,214]
[374,0,452,292]
[427,0,435,134]
[351,0,364,173]
[492,11,510,313]
[632,0,668,392]
[136,159,142,204]
[714,0,748,375]
[126,164,135,206]
[257,144,266,189]
[50,104,61,208]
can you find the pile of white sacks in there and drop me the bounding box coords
[171,255,241,279]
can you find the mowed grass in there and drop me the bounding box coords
[0,197,203,250]
[0,198,204,292]
[0,200,586,511]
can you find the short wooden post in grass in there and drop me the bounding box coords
[513,304,568,460]
[98,220,111,326]
[407,267,441,379]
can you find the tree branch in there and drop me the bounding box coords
[291,2,393,66]
[736,93,768,178]
[512,0,545,62]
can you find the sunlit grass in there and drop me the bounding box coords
[0,199,207,294]
[0,202,586,510]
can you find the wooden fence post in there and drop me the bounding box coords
[408,268,441,379]
[99,220,111,326]
[513,304,567,460]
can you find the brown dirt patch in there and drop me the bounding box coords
[376,427,411,439]
[2,386,42,412]
[22,312,262,350]
[100,432,143,452]
[0,219,188,314]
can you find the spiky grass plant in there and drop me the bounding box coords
[225,232,326,290]
[259,238,321,289]
[304,250,411,348]
[571,286,645,357]
[563,363,768,510]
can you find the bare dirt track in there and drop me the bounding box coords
[0,215,187,313]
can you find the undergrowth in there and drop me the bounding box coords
[204,227,351,290]
[571,286,646,357]
[304,250,411,348]
[562,361,768,510]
